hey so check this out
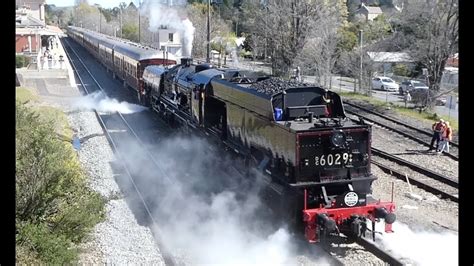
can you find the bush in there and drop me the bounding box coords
[16,103,105,263]
[17,222,76,264]
[16,55,30,68]
[393,64,410,77]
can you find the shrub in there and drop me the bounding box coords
[16,55,30,68]
[16,103,105,263]
[393,64,410,77]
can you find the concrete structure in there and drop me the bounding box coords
[16,0,45,22]
[150,26,182,57]
[367,52,414,75]
[15,1,44,54]
[16,0,66,70]
[356,3,383,21]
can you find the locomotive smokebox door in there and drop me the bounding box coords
[335,191,367,208]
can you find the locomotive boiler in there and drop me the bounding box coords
[143,58,396,242]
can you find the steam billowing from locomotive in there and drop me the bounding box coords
[141,1,195,57]
[72,91,147,114]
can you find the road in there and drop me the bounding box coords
[303,75,458,120]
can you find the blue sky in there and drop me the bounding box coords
[46,0,138,9]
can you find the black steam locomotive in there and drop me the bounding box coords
[68,25,395,242]
[143,58,396,242]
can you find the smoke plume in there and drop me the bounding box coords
[114,132,331,265]
[72,91,147,114]
[372,221,458,265]
[141,1,195,57]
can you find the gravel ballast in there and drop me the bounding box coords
[69,110,165,265]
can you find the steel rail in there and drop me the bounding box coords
[345,100,458,147]
[62,37,178,266]
[371,147,458,189]
[371,159,458,203]
[346,109,458,161]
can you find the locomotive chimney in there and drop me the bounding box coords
[180,57,193,67]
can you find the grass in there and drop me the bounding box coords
[340,92,458,132]
[16,87,38,104]
[16,87,73,140]
[34,106,74,140]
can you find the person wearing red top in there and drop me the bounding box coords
[429,119,446,151]
[438,121,453,153]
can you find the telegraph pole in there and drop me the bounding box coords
[207,0,211,63]
[98,6,101,33]
[359,29,363,94]
[138,0,141,43]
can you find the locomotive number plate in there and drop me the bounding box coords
[315,153,353,167]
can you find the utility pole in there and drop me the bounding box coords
[359,29,363,94]
[207,0,211,63]
[120,8,123,38]
[138,0,141,43]
[98,6,101,33]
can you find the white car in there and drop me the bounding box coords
[372,77,398,92]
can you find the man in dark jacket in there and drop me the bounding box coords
[428,119,445,151]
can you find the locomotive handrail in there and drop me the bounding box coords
[289,177,376,188]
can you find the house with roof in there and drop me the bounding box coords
[367,51,414,75]
[16,0,65,71]
[356,3,383,21]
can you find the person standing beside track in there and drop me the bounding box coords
[429,119,445,151]
[438,121,452,154]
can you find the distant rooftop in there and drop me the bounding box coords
[367,52,413,63]
[361,4,383,14]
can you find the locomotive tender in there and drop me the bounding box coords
[67,27,396,242]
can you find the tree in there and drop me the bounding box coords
[242,0,339,76]
[186,2,232,59]
[398,0,458,93]
[122,23,139,42]
[294,1,345,86]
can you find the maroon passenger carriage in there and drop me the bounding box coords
[67,26,177,105]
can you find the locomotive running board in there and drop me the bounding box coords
[290,177,376,188]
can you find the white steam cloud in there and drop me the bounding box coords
[72,91,147,114]
[141,1,195,57]
[116,134,331,265]
[373,221,458,265]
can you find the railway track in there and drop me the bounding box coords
[347,115,458,202]
[371,156,458,203]
[372,148,458,189]
[344,101,458,161]
[62,37,179,266]
[344,101,459,147]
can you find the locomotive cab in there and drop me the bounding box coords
[271,87,345,122]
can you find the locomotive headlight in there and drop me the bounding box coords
[331,130,346,148]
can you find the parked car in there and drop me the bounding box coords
[398,80,429,95]
[435,97,447,106]
[372,77,398,91]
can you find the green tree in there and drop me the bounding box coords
[400,0,458,92]
[122,23,138,42]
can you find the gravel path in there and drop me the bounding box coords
[69,111,165,265]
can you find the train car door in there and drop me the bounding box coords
[191,84,204,125]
